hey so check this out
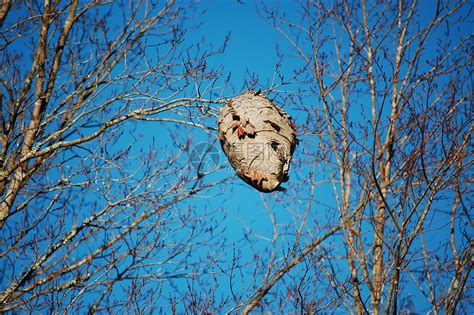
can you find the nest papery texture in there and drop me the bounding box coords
[218,90,298,192]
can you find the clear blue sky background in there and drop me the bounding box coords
[192,0,287,88]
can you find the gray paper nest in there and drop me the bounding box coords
[218,90,298,192]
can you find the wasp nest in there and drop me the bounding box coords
[218,90,298,192]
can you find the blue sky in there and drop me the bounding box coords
[193,0,286,87]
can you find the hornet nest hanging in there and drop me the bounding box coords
[218,90,298,192]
